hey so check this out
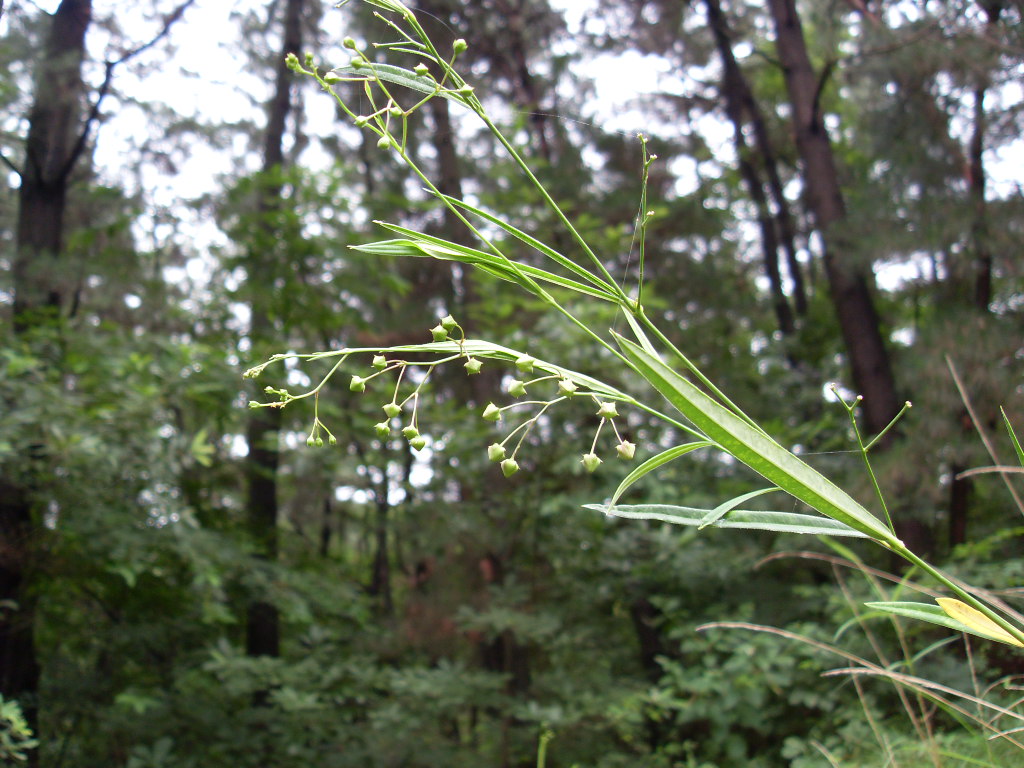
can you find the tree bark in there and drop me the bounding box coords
[244,0,304,661]
[705,0,795,337]
[766,0,900,435]
[2,3,92,761]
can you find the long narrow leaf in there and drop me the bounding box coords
[333,62,472,107]
[365,224,620,301]
[614,334,901,546]
[351,237,618,301]
[432,193,623,298]
[1002,407,1024,467]
[698,486,780,529]
[866,600,1024,647]
[587,504,868,537]
[609,441,713,507]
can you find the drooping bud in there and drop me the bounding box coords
[414,62,430,76]
[482,403,501,422]
[354,115,369,127]
[581,452,602,472]
[372,354,387,370]
[616,441,636,460]
[315,436,324,448]
[508,379,527,398]
[383,402,402,418]
[515,355,535,372]
[596,402,618,420]
[487,443,506,462]
[343,36,357,49]
[500,458,520,478]
[558,378,578,397]
[306,436,316,448]
[389,105,403,118]
[374,421,391,438]
[377,135,392,150]
[464,357,482,375]
[402,425,419,440]
[440,314,457,331]
[329,435,338,446]
[453,38,468,55]
[349,375,366,392]
[409,435,427,451]
[430,324,449,342]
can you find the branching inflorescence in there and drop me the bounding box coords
[245,0,1024,661]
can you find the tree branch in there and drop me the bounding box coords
[59,0,199,181]
[0,150,21,178]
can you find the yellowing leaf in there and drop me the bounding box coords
[936,598,1024,647]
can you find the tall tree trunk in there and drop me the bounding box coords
[766,0,900,436]
[244,0,303,662]
[2,3,92,761]
[705,0,794,337]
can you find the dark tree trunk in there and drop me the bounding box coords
[766,0,900,436]
[705,0,795,337]
[2,4,92,762]
[949,463,971,549]
[244,0,304,661]
[12,0,92,331]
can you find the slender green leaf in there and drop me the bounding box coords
[863,601,1019,646]
[1002,407,1024,467]
[586,504,869,537]
[432,193,623,299]
[608,441,713,507]
[698,486,780,529]
[614,334,901,546]
[333,62,472,107]
[354,226,619,301]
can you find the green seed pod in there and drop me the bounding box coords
[329,435,338,446]
[402,425,419,440]
[453,38,468,55]
[508,379,527,398]
[430,324,448,342]
[440,314,457,331]
[558,378,578,397]
[354,115,369,127]
[464,357,482,375]
[306,436,316,448]
[482,403,501,422]
[383,402,402,418]
[500,458,520,478]
[515,355,535,373]
[343,36,357,49]
[616,441,636,460]
[372,354,387,370]
[409,435,427,451]
[377,136,392,150]
[487,443,506,462]
[596,402,618,419]
[349,375,366,392]
[315,436,324,448]
[374,421,391,438]
[581,452,602,472]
